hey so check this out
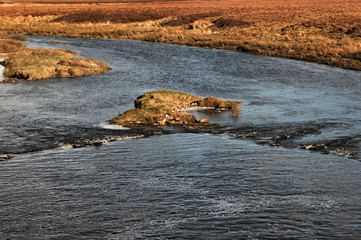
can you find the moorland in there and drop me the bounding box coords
[0,0,360,70]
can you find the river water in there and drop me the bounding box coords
[0,36,360,239]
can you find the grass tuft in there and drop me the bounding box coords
[135,90,203,109]
[0,40,28,53]
[0,34,29,41]
[3,48,111,81]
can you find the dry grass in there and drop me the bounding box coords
[0,34,29,41]
[0,0,360,70]
[2,48,111,81]
[0,40,28,53]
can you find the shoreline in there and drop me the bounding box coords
[14,32,361,72]
[0,0,360,71]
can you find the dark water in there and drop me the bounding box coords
[0,36,360,239]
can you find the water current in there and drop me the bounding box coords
[0,36,360,239]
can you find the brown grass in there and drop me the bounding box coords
[0,34,29,41]
[0,0,360,70]
[0,40,28,52]
[2,48,111,81]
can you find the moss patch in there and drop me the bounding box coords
[109,105,176,128]
[110,90,241,129]
[134,90,203,110]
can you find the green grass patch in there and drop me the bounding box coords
[135,89,203,109]
[110,90,241,128]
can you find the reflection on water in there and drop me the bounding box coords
[189,104,244,127]
[0,36,360,239]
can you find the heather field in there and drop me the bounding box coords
[0,0,360,70]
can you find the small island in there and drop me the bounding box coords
[109,90,241,129]
[0,39,111,82]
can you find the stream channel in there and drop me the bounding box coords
[0,36,360,239]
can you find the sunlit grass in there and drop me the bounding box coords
[0,40,28,53]
[3,48,111,81]
[0,0,360,70]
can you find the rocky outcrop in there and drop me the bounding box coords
[110,90,241,129]
[0,154,13,160]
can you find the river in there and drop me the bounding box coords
[0,36,360,239]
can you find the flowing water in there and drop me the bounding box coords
[0,36,360,239]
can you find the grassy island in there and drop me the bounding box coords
[0,0,360,71]
[110,90,240,129]
[0,39,111,82]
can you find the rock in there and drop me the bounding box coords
[190,101,198,107]
[200,118,208,123]
[72,144,83,148]
[157,118,167,125]
[0,154,13,160]
[92,140,102,147]
[305,145,314,150]
[270,142,280,147]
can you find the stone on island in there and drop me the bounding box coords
[109,90,241,129]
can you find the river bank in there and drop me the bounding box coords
[0,0,360,71]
